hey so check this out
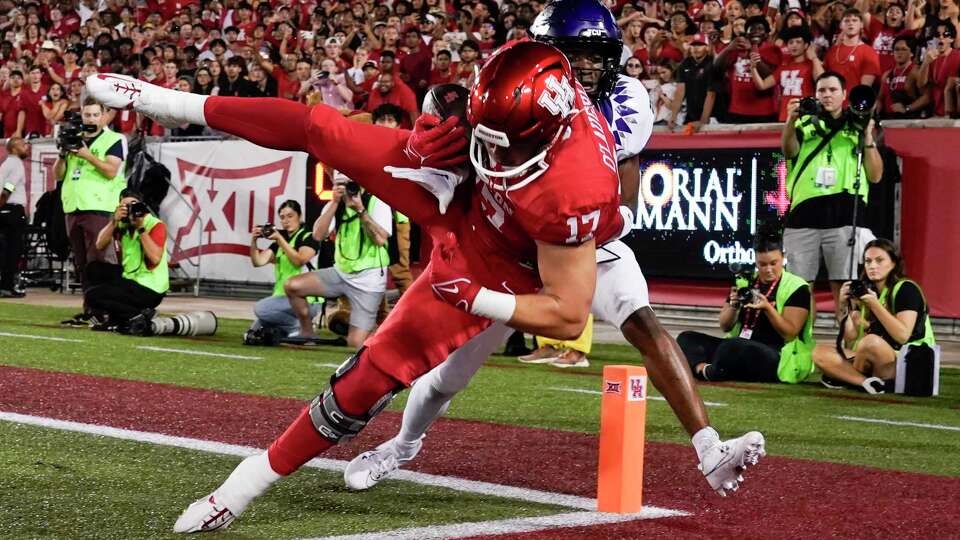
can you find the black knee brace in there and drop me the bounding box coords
[308,347,398,443]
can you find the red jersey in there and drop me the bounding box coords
[773,59,816,121]
[365,80,419,124]
[21,86,48,136]
[727,45,780,117]
[931,49,960,117]
[881,62,913,113]
[867,19,912,73]
[429,66,457,87]
[634,44,684,77]
[824,42,881,93]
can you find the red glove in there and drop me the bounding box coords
[404,114,468,169]
[429,231,482,313]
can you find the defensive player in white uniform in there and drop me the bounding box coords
[344,0,765,498]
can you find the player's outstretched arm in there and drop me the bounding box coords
[429,232,596,341]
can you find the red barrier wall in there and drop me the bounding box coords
[645,128,960,317]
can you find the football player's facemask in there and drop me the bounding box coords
[467,41,579,192]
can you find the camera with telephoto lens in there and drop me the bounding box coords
[728,262,757,306]
[848,278,874,299]
[260,223,276,237]
[123,201,150,223]
[798,96,822,117]
[344,180,361,197]
[56,111,91,152]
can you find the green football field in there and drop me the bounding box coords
[1,302,958,539]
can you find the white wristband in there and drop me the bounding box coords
[470,287,517,322]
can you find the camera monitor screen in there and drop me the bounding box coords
[620,147,790,280]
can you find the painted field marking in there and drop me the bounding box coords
[0,411,688,526]
[306,509,681,540]
[314,363,343,369]
[835,415,960,432]
[0,332,85,343]
[550,387,728,407]
[136,346,262,361]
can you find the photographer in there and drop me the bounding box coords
[53,97,127,326]
[782,71,883,320]
[243,200,322,345]
[284,173,392,348]
[813,238,936,394]
[84,188,168,335]
[677,235,815,383]
[0,136,29,297]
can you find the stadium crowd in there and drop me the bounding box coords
[1,0,959,140]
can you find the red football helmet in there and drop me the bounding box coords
[467,40,579,191]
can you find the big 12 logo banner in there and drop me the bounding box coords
[157,140,308,282]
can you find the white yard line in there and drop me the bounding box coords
[549,387,728,407]
[135,345,262,361]
[0,332,85,343]
[835,415,960,432]
[306,508,684,540]
[0,411,687,525]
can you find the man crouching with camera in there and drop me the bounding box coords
[54,97,128,326]
[677,235,815,384]
[283,173,392,348]
[82,188,168,335]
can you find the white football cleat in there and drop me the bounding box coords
[85,73,206,128]
[344,438,423,491]
[173,492,237,534]
[698,431,766,496]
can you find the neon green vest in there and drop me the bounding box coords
[334,196,389,274]
[395,211,409,224]
[727,270,815,383]
[62,128,126,213]
[858,279,936,349]
[272,227,322,305]
[120,213,169,294]
[786,116,868,211]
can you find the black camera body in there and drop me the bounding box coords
[56,111,97,152]
[260,223,276,237]
[736,287,758,306]
[728,262,757,306]
[798,96,822,117]
[344,180,361,197]
[848,279,875,298]
[123,201,150,223]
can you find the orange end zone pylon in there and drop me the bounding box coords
[597,365,648,513]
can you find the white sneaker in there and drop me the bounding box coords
[861,376,886,395]
[698,431,766,496]
[343,438,423,491]
[172,492,237,533]
[85,73,205,128]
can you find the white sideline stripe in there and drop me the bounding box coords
[549,387,728,407]
[835,415,960,432]
[0,332,85,343]
[314,363,343,369]
[136,345,262,360]
[0,412,687,519]
[306,509,684,540]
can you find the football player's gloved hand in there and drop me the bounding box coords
[429,232,516,321]
[404,114,467,169]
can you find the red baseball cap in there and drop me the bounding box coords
[691,33,710,45]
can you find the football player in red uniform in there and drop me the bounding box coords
[88,41,624,533]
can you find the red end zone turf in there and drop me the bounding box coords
[1,365,957,539]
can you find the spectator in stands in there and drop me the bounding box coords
[192,67,216,95]
[41,82,69,135]
[243,200,321,346]
[0,136,29,298]
[919,21,960,117]
[364,70,418,127]
[864,1,911,73]
[715,16,781,123]
[429,49,456,86]
[677,32,718,129]
[677,234,815,384]
[455,39,481,87]
[85,188,168,336]
[825,9,882,93]
[315,58,353,111]
[751,26,823,121]
[400,28,432,100]
[653,60,683,127]
[51,45,82,86]
[781,71,882,321]
[218,56,255,97]
[2,70,27,138]
[285,171,393,349]
[813,238,936,394]
[878,36,930,118]
[635,23,684,76]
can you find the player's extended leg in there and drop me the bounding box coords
[85,75,452,228]
[173,349,405,533]
[343,323,512,490]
